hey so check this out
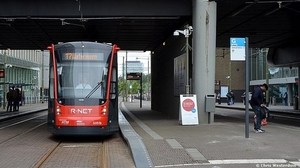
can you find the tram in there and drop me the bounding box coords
[47,41,120,136]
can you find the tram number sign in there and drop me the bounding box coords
[0,69,4,78]
[126,72,142,80]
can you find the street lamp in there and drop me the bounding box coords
[36,50,46,103]
[136,55,151,100]
[174,25,193,94]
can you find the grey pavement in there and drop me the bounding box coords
[121,100,300,168]
[0,102,47,121]
[2,100,300,168]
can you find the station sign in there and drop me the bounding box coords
[126,72,142,80]
[230,37,246,61]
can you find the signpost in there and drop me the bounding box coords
[230,37,249,138]
[127,72,143,108]
[230,37,246,61]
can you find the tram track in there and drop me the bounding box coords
[34,137,112,168]
[0,110,135,168]
[34,140,62,168]
[0,111,47,145]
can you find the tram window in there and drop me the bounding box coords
[110,82,116,99]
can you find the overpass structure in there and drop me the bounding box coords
[0,0,300,123]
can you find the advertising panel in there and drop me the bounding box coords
[179,94,198,125]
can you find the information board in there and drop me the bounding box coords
[230,37,246,61]
[179,94,198,125]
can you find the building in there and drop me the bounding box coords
[0,50,49,108]
[215,47,298,105]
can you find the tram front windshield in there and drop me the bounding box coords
[54,44,112,103]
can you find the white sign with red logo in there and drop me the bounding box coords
[179,94,198,125]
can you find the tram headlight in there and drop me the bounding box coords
[56,106,61,115]
[101,106,107,116]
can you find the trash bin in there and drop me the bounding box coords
[205,95,215,112]
[272,96,276,106]
[293,97,298,110]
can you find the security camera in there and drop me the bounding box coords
[5,64,12,68]
[173,31,179,36]
[188,26,193,32]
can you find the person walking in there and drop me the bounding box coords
[283,92,288,106]
[241,92,246,105]
[231,91,235,105]
[226,91,232,105]
[217,92,221,104]
[14,88,21,111]
[250,83,268,133]
[6,88,14,112]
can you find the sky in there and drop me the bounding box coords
[117,50,151,76]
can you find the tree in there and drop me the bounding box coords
[118,73,151,99]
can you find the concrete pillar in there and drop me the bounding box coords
[192,0,217,124]
[298,66,300,110]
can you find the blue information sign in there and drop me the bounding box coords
[230,37,246,61]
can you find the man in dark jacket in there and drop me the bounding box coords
[250,83,268,133]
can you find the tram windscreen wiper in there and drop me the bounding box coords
[85,81,103,98]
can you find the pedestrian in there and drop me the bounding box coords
[250,83,268,133]
[226,91,232,105]
[10,87,18,111]
[22,91,25,105]
[217,92,221,104]
[241,92,246,105]
[231,91,235,105]
[14,88,21,111]
[283,92,288,106]
[6,88,14,112]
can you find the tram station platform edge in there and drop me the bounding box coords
[1,101,300,167]
[120,101,300,168]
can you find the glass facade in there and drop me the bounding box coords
[250,48,298,105]
[0,50,45,107]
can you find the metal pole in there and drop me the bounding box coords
[125,51,128,102]
[265,52,269,106]
[245,37,250,138]
[148,57,150,101]
[41,51,45,103]
[186,35,190,94]
[140,73,142,108]
[122,56,125,102]
[3,51,7,109]
[229,61,232,91]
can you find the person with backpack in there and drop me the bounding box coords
[250,83,268,133]
[226,91,232,105]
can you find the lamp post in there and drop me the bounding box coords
[136,55,150,100]
[36,50,46,103]
[174,25,193,94]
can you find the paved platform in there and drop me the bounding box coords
[2,101,300,167]
[0,103,47,121]
[121,100,300,168]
